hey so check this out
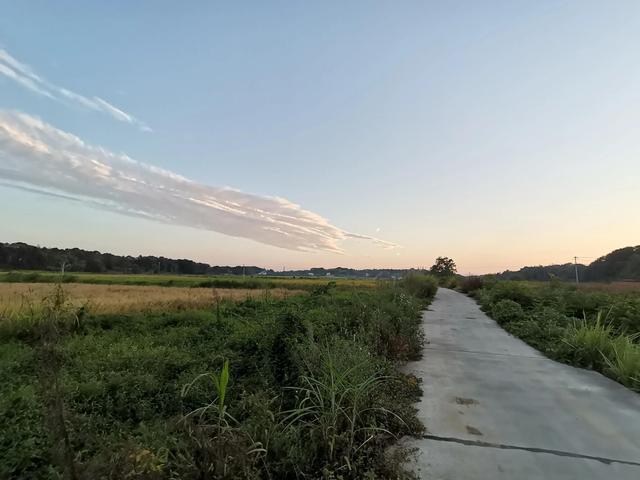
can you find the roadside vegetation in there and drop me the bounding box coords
[428,256,458,289]
[0,275,437,479]
[465,279,640,391]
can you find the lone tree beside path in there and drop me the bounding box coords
[430,257,457,277]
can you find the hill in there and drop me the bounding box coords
[584,246,640,281]
[494,246,640,282]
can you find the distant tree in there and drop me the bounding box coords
[85,257,105,273]
[430,257,457,276]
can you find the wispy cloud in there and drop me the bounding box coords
[0,110,396,253]
[0,49,151,132]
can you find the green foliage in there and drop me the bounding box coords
[429,256,457,276]
[182,359,232,424]
[459,276,484,294]
[601,337,640,390]
[478,281,640,392]
[491,299,525,324]
[400,272,438,300]
[438,275,457,289]
[564,313,618,369]
[0,269,378,292]
[479,281,536,308]
[563,314,640,391]
[503,308,570,358]
[283,341,396,475]
[0,282,427,478]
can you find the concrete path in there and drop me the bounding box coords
[404,288,640,479]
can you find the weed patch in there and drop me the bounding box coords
[0,281,429,478]
[474,281,640,392]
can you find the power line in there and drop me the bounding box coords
[572,256,593,284]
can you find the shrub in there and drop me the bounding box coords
[438,275,457,289]
[487,281,536,308]
[503,308,571,359]
[564,312,640,390]
[602,336,640,391]
[564,313,617,370]
[400,273,438,300]
[491,299,525,324]
[459,277,484,294]
[478,280,640,392]
[283,339,417,477]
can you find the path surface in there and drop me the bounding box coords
[404,288,640,479]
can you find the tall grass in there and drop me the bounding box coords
[563,312,639,391]
[283,343,401,473]
[603,337,640,390]
[181,360,267,477]
[476,281,640,392]
[400,272,438,300]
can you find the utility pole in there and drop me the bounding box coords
[574,256,579,284]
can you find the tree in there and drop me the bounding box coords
[430,257,457,276]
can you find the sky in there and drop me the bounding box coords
[0,1,638,274]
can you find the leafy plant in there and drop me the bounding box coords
[283,342,406,476]
[400,273,438,300]
[479,281,640,392]
[491,299,525,324]
[459,276,484,294]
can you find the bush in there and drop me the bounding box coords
[564,313,640,391]
[459,277,484,294]
[503,308,571,359]
[486,281,536,308]
[478,280,640,392]
[400,273,438,300]
[438,275,457,289]
[602,336,640,391]
[491,299,525,324]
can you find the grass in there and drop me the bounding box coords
[0,270,378,290]
[564,312,640,390]
[0,279,432,479]
[0,282,300,315]
[577,282,640,294]
[471,280,640,392]
[400,272,438,300]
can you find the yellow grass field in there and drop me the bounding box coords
[0,283,302,315]
[577,282,640,293]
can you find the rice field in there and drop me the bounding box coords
[577,281,640,293]
[0,282,301,315]
[0,270,379,290]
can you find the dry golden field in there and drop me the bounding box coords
[0,282,301,315]
[577,282,640,293]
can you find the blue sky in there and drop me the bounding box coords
[1,1,639,273]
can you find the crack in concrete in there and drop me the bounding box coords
[421,434,640,467]
[422,346,543,359]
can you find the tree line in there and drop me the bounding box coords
[0,242,263,275]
